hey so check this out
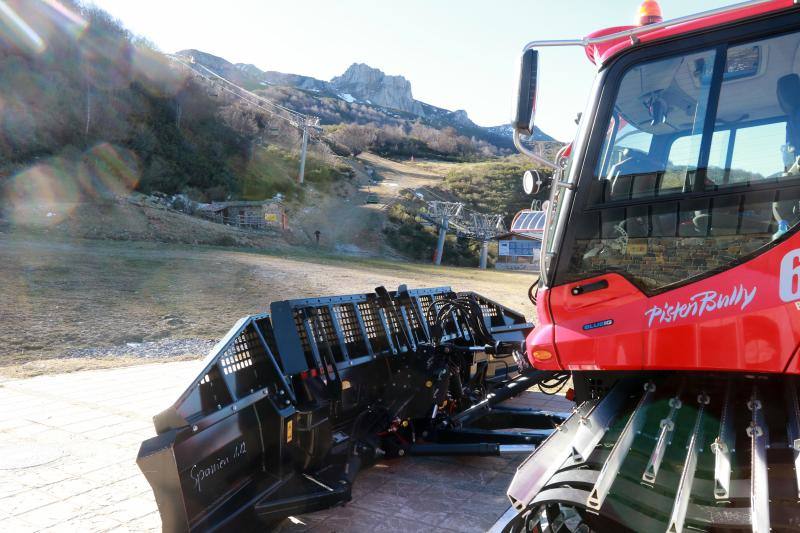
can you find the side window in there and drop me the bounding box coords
[728,122,787,183]
[666,131,730,190]
[560,31,800,293]
[616,124,653,153]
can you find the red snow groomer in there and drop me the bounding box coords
[504,1,800,531]
[136,1,800,531]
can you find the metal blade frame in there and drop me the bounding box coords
[643,392,682,485]
[667,393,710,533]
[748,388,770,533]
[587,381,656,510]
[712,382,734,500]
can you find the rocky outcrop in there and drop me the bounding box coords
[262,71,329,92]
[330,63,423,115]
[178,49,231,73]
[177,50,254,87]
[176,49,557,144]
[236,63,267,79]
[448,109,473,127]
[486,123,555,142]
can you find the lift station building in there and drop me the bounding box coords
[494,209,545,271]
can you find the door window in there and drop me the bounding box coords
[559,31,800,293]
[728,122,787,183]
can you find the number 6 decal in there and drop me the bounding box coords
[780,249,800,302]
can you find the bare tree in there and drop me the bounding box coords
[330,124,377,155]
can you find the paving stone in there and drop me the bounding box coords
[59,491,117,517]
[17,500,79,529]
[35,476,98,500]
[439,508,503,533]
[112,511,161,533]
[70,511,123,532]
[0,476,35,498]
[0,361,571,531]
[2,487,59,516]
[0,515,38,533]
[13,466,74,489]
[94,495,155,523]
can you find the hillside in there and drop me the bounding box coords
[0,2,349,206]
[0,1,558,271]
[178,49,556,154]
[0,1,554,210]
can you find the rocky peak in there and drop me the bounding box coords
[261,71,329,92]
[448,109,473,127]
[331,63,423,115]
[236,63,264,78]
[177,49,232,73]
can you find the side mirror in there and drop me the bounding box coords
[514,49,539,136]
[522,169,550,196]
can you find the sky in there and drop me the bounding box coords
[88,0,736,142]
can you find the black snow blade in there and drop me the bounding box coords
[137,285,555,531]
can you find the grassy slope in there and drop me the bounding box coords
[238,145,353,202]
[0,234,536,376]
[415,156,550,224]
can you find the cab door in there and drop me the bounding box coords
[548,272,648,370]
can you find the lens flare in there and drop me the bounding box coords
[80,30,133,92]
[5,157,80,226]
[0,0,45,54]
[41,0,88,39]
[132,45,188,97]
[78,143,140,199]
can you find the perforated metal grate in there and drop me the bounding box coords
[256,317,279,357]
[358,302,380,339]
[418,295,434,320]
[406,305,421,329]
[405,302,427,340]
[386,307,402,334]
[480,304,499,318]
[335,303,366,357]
[315,306,344,362]
[195,364,233,413]
[220,328,258,376]
[293,310,313,357]
[358,301,390,353]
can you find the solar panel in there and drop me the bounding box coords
[511,210,546,234]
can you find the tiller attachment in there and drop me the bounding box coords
[500,374,800,533]
[137,286,566,531]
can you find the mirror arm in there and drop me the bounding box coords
[513,129,558,170]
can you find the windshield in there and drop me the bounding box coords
[558,29,800,292]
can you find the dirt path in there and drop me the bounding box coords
[1,234,536,377]
[289,153,447,256]
[358,152,442,196]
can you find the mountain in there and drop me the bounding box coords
[330,63,423,116]
[261,70,329,92]
[176,50,557,149]
[486,123,555,143]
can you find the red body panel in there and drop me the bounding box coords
[585,0,796,66]
[548,273,648,370]
[527,233,800,374]
[526,287,561,371]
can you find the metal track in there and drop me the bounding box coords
[503,375,800,533]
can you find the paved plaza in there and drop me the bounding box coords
[0,362,573,532]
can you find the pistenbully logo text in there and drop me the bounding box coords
[644,284,757,327]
